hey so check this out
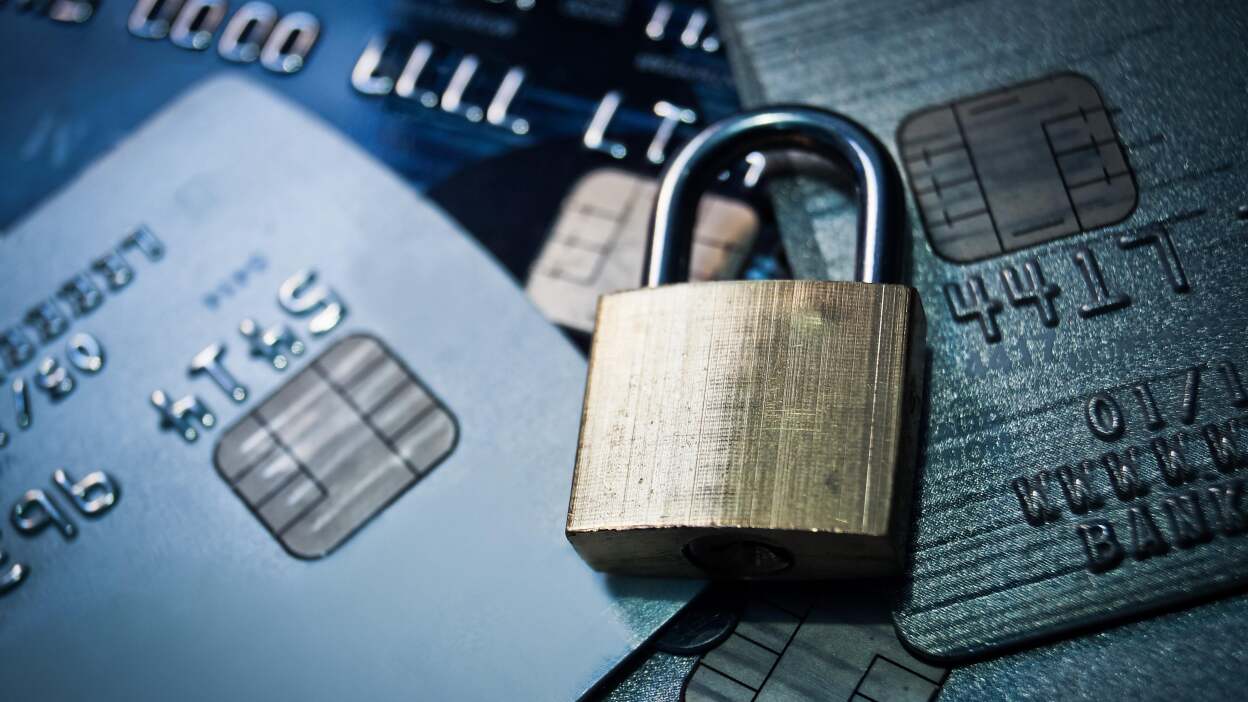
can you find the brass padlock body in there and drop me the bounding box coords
[567,279,925,579]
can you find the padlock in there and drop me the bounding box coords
[566,107,926,579]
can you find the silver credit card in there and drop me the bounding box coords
[0,76,698,700]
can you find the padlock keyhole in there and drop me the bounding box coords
[682,535,793,578]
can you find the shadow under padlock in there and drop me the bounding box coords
[566,106,927,580]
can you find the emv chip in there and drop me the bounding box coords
[215,335,457,558]
[525,168,758,332]
[899,73,1136,261]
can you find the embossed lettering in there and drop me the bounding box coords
[1127,504,1168,559]
[66,333,105,373]
[1118,225,1189,294]
[1205,479,1246,536]
[189,343,247,403]
[1056,463,1102,514]
[485,67,529,135]
[121,225,165,261]
[128,0,183,39]
[351,34,402,96]
[35,357,75,400]
[1180,367,1200,425]
[0,327,36,369]
[151,390,215,442]
[1072,246,1129,318]
[278,269,346,336]
[394,40,438,104]
[1085,392,1125,441]
[945,276,1003,343]
[58,273,103,317]
[24,299,70,343]
[1217,361,1248,408]
[12,490,77,540]
[47,0,96,24]
[1131,381,1166,431]
[217,1,277,64]
[259,11,319,74]
[440,54,485,119]
[1162,491,1211,548]
[1075,519,1123,573]
[53,470,120,516]
[1151,433,1195,486]
[1000,259,1059,327]
[583,91,628,159]
[239,318,304,370]
[169,0,229,50]
[92,251,135,290]
[1011,471,1060,525]
[0,544,28,596]
[11,378,30,429]
[1203,419,1243,473]
[1100,449,1147,501]
[647,101,697,165]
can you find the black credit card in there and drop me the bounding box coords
[710,0,1248,695]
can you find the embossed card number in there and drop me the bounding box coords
[1013,364,1248,573]
[0,469,121,599]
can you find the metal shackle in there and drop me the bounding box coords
[643,106,906,288]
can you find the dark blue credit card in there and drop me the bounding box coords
[0,0,783,292]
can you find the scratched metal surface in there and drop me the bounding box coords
[0,77,699,700]
[570,280,923,579]
[718,0,1248,664]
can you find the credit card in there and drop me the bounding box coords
[716,0,1248,661]
[0,0,785,301]
[0,75,697,700]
